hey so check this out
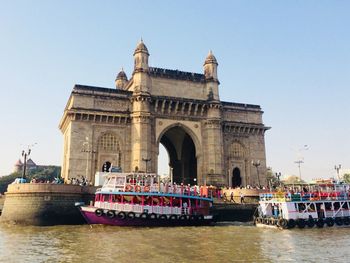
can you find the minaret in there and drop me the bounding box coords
[130,40,153,173]
[133,39,149,73]
[115,68,128,89]
[204,50,220,101]
[203,50,224,185]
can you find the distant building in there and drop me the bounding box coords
[13,158,38,173]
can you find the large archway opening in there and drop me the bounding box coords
[232,167,242,188]
[159,126,197,185]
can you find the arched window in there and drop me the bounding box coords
[230,142,245,158]
[98,133,119,152]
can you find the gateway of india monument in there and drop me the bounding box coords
[59,40,270,187]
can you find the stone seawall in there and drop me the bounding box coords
[0,184,96,226]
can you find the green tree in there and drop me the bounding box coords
[282,175,306,184]
[0,166,61,194]
[266,168,278,188]
[343,173,350,183]
[0,172,21,194]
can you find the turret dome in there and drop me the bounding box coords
[134,39,149,55]
[115,68,128,89]
[204,50,218,65]
[116,69,128,81]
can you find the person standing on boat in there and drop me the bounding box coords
[183,201,188,214]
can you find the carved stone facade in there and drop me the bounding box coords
[59,41,270,187]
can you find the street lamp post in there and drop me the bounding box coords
[81,137,96,183]
[252,160,261,187]
[334,164,342,181]
[21,143,37,180]
[295,160,304,181]
[275,172,281,186]
[142,157,151,173]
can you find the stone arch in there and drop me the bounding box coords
[97,131,123,171]
[156,122,201,185]
[156,122,201,157]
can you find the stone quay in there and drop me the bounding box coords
[0,184,95,226]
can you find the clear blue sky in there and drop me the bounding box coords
[0,1,349,181]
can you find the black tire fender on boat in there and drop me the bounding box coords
[117,211,126,220]
[255,217,260,225]
[106,210,115,219]
[169,214,178,220]
[343,217,350,225]
[127,212,136,219]
[278,218,288,229]
[197,214,204,221]
[190,215,197,221]
[307,218,315,228]
[179,215,187,220]
[335,217,343,226]
[148,213,158,220]
[326,217,335,227]
[316,218,324,228]
[159,214,168,220]
[288,219,296,229]
[264,218,270,225]
[297,219,306,229]
[95,209,104,217]
[139,212,148,219]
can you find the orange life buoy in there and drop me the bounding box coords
[135,185,141,192]
[125,185,133,192]
[144,186,150,192]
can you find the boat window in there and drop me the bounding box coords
[298,203,306,212]
[106,177,116,187]
[334,202,340,210]
[115,176,125,186]
[307,203,315,212]
[325,203,332,210]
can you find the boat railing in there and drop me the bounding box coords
[260,191,349,202]
[120,184,209,198]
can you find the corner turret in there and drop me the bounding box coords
[133,39,149,72]
[203,51,220,101]
[115,68,128,89]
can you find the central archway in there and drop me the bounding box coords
[159,126,197,185]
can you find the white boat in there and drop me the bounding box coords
[255,180,350,229]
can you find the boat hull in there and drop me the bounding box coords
[79,206,213,227]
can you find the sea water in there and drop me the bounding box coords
[0,222,349,263]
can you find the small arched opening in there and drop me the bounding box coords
[102,161,111,172]
[232,168,242,188]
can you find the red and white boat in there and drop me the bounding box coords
[77,172,214,226]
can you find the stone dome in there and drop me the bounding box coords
[15,159,23,166]
[134,39,149,55]
[116,69,128,81]
[204,50,218,65]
